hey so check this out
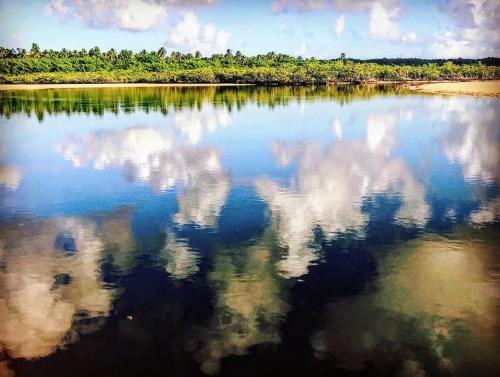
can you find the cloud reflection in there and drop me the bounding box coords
[0,218,110,359]
[174,172,231,228]
[59,125,231,228]
[0,211,135,360]
[161,231,199,279]
[173,105,232,145]
[442,102,498,184]
[0,165,21,190]
[310,233,500,375]
[440,99,499,224]
[189,240,289,375]
[256,112,429,277]
[59,127,222,191]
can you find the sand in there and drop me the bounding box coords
[0,83,254,91]
[409,80,500,97]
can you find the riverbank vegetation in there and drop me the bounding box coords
[0,85,403,120]
[1,44,499,84]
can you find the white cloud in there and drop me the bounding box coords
[272,0,418,43]
[469,198,500,224]
[166,11,231,55]
[431,0,500,57]
[59,126,224,190]
[430,31,479,58]
[46,0,217,33]
[271,0,329,12]
[401,31,418,43]
[334,13,345,36]
[296,41,307,56]
[271,0,377,13]
[46,0,168,31]
[369,1,400,41]
[366,112,398,154]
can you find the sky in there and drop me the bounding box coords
[0,0,498,59]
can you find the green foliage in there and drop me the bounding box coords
[0,84,406,121]
[0,45,499,84]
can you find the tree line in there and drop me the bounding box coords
[0,85,404,121]
[1,43,499,84]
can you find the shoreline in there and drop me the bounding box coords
[0,80,499,97]
[0,82,256,91]
[407,80,500,97]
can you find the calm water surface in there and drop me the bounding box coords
[0,85,499,377]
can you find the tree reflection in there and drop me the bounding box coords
[0,85,402,121]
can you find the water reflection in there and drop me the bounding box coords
[311,230,500,376]
[0,165,21,191]
[0,210,134,361]
[59,127,224,190]
[161,231,199,279]
[256,110,429,277]
[173,105,232,145]
[190,236,289,375]
[59,125,231,228]
[439,99,499,225]
[0,86,499,377]
[441,99,498,183]
[0,85,403,121]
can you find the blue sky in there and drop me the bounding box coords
[0,0,498,58]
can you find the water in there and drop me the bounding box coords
[0,85,499,377]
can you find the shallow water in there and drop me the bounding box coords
[0,85,499,377]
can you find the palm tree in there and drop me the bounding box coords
[29,42,41,58]
[105,49,117,64]
[234,50,243,64]
[119,49,133,59]
[89,46,101,58]
[16,48,26,58]
[171,51,181,61]
[157,47,166,59]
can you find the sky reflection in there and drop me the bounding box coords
[0,86,499,377]
[311,231,500,376]
[0,210,134,361]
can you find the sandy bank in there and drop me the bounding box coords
[0,83,255,91]
[409,80,500,97]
